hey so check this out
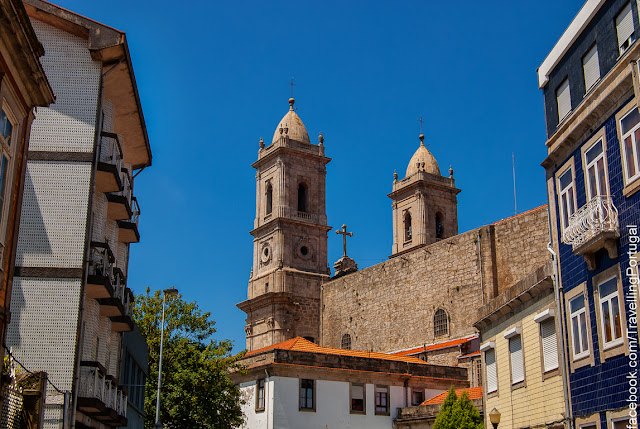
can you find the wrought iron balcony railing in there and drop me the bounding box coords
[561,195,619,251]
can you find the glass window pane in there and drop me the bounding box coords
[612,296,622,340]
[600,278,618,298]
[621,108,640,135]
[559,169,573,189]
[570,295,585,313]
[580,312,589,352]
[602,300,612,342]
[588,166,597,199]
[597,158,607,196]
[625,136,637,178]
[586,140,603,164]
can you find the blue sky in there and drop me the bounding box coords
[48,0,582,352]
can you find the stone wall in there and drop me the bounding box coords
[321,206,550,355]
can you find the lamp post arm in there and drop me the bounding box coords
[155,292,167,427]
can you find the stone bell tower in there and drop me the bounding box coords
[388,134,461,257]
[237,98,331,351]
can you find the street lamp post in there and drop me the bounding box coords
[155,287,179,428]
[489,407,501,429]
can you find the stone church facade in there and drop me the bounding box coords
[238,98,551,378]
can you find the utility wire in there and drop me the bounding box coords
[4,346,64,393]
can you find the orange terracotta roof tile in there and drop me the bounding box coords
[492,204,547,225]
[246,337,429,365]
[422,387,483,405]
[459,351,481,359]
[393,335,477,357]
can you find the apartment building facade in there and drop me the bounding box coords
[0,0,53,405]
[6,1,151,428]
[539,0,640,427]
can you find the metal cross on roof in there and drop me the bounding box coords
[336,224,354,258]
[417,115,425,134]
[289,77,296,98]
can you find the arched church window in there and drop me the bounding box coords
[266,183,273,215]
[298,183,308,212]
[341,334,352,350]
[436,212,444,239]
[434,309,448,336]
[404,212,412,241]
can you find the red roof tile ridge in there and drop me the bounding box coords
[492,204,547,225]
[422,386,483,405]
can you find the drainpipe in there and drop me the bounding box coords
[265,369,271,429]
[547,242,573,429]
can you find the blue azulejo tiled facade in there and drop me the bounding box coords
[550,100,640,425]
[539,1,640,428]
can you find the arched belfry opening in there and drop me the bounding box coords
[404,212,412,241]
[266,183,273,215]
[298,183,308,212]
[436,212,444,239]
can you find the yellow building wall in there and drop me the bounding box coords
[484,305,565,429]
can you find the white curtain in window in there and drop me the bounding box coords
[541,318,559,372]
[583,45,600,90]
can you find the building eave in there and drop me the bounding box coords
[538,0,606,89]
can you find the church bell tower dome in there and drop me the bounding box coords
[405,134,440,177]
[271,98,311,144]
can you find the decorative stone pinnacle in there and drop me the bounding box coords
[318,132,324,144]
[449,165,454,178]
[289,97,295,110]
[393,170,398,181]
[419,134,425,146]
[259,137,265,149]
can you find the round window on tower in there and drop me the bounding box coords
[260,242,272,265]
[296,238,313,261]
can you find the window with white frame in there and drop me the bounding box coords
[507,331,524,385]
[598,277,624,347]
[583,44,600,91]
[570,294,590,359]
[557,78,571,121]
[483,345,497,394]
[350,383,365,413]
[558,168,576,230]
[375,385,389,415]
[540,318,559,372]
[616,2,636,55]
[620,107,640,183]
[612,418,632,429]
[585,139,608,199]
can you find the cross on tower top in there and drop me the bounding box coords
[336,224,354,258]
[289,77,296,98]
[417,115,425,134]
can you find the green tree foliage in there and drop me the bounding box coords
[433,387,483,429]
[134,287,244,429]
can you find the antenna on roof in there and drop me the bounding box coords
[512,152,518,215]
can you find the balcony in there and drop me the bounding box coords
[106,169,132,221]
[96,132,124,194]
[561,195,619,270]
[87,243,115,299]
[117,197,140,243]
[77,362,127,427]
